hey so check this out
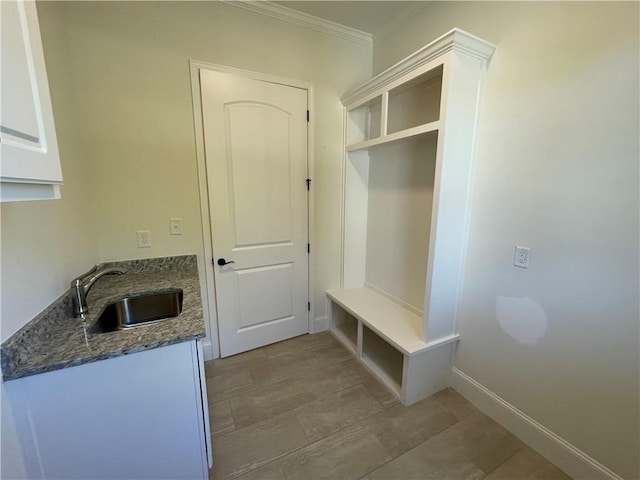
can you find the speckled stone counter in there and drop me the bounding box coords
[1,255,205,381]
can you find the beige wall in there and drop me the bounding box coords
[50,1,371,353]
[1,4,369,474]
[4,2,637,477]
[374,2,639,478]
[1,4,99,477]
[1,2,98,343]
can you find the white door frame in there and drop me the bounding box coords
[189,60,316,360]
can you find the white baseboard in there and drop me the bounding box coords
[450,368,622,480]
[201,340,216,361]
[203,320,327,361]
[311,315,329,333]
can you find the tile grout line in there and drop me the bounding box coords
[215,378,384,442]
[356,407,471,479]
[361,419,469,480]
[219,414,314,480]
[208,335,436,479]
[481,441,525,477]
[292,382,385,445]
[207,338,566,480]
[211,376,344,436]
[218,389,391,480]
[426,391,531,476]
[209,356,397,438]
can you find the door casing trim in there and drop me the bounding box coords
[189,60,315,360]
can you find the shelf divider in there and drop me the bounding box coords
[380,91,389,137]
[346,120,439,153]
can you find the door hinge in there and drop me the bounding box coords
[308,301,311,311]
[307,243,310,254]
[306,178,311,190]
[306,110,310,122]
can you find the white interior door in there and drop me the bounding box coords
[200,69,309,357]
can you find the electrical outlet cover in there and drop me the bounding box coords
[513,246,530,268]
[137,230,152,248]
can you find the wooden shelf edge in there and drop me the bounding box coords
[421,334,460,354]
[327,287,461,357]
[328,288,414,355]
[346,121,439,153]
[327,287,423,356]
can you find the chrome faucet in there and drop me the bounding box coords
[71,266,126,318]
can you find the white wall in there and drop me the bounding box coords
[374,2,639,478]
[0,3,99,477]
[44,1,371,353]
[0,2,98,343]
[6,2,637,477]
[365,135,437,311]
[2,3,369,475]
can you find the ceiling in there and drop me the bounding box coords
[273,1,428,37]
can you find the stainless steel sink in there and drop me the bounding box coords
[93,289,183,333]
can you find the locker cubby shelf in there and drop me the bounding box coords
[387,64,443,134]
[345,121,439,153]
[328,287,459,404]
[329,28,495,406]
[362,325,404,394]
[346,95,382,146]
[329,287,428,356]
[330,302,359,355]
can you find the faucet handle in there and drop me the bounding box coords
[72,265,99,285]
[83,267,126,289]
[71,266,126,318]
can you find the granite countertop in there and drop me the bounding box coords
[1,255,206,381]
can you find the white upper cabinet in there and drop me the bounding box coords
[1,0,63,202]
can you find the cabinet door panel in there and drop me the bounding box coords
[4,342,208,479]
[1,0,62,195]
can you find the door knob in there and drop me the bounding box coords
[217,258,236,266]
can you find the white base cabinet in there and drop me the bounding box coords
[3,340,212,480]
[328,288,458,406]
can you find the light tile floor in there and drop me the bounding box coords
[205,333,571,480]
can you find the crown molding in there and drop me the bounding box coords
[342,28,496,106]
[223,1,372,47]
